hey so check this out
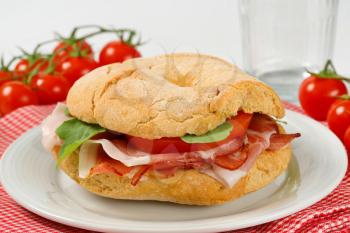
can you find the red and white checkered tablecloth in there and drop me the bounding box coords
[0,102,349,233]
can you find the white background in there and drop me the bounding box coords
[0,0,349,72]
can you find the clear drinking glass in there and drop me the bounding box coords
[238,0,339,102]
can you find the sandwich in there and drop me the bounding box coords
[41,53,300,205]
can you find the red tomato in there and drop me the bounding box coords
[343,126,350,153]
[14,58,48,77]
[14,59,29,75]
[53,40,93,63]
[299,76,347,121]
[127,136,191,154]
[31,74,70,104]
[191,112,253,151]
[214,148,248,170]
[0,71,13,87]
[0,81,38,115]
[56,57,97,85]
[327,99,350,139]
[99,41,141,66]
[127,112,253,154]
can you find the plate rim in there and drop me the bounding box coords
[0,110,348,233]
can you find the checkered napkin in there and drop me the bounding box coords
[0,103,349,233]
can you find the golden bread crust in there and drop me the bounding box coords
[66,53,284,139]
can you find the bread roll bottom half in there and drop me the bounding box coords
[57,140,291,206]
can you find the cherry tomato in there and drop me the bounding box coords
[56,57,97,85]
[327,99,350,139]
[14,59,29,75]
[127,112,253,154]
[15,59,29,75]
[0,71,13,87]
[0,81,38,115]
[14,58,48,77]
[53,40,93,63]
[99,41,141,66]
[31,74,70,104]
[299,76,347,121]
[343,126,350,153]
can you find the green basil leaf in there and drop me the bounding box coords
[180,121,233,144]
[55,118,106,164]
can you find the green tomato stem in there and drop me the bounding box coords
[339,94,350,100]
[33,38,57,54]
[69,24,106,39]
[306,59,350,83]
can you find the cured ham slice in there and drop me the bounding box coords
[81,114,299,187]
[91,155,133,177]
[90,152,143,185]
[79,139,151,168]
[268,133,301,151]
[41,104,299,188]
[209,114,299,187]
[204,165,247,188]
[240,115,278,172]
[41,103,72,151]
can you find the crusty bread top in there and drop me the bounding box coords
[66,53,284,139]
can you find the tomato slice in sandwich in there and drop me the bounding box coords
[126,112,253,154]
[214,147,248,170]
[190,112,252,151]
[126,136,191,154]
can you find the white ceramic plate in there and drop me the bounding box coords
[0,110,347,233]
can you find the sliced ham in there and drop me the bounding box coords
[41,105,299,188]
[248,114,278,134]
[79,139,151,168]
[268,133,301,151]
[82,114,298,187]
[41,103,72,152]
[239,143,265,172]
[213,114,277,174]
[204,165,247,187]
[208,114,300,187]
[240,115,278,172]
[91,156,133,176]
[78,139,151,179]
